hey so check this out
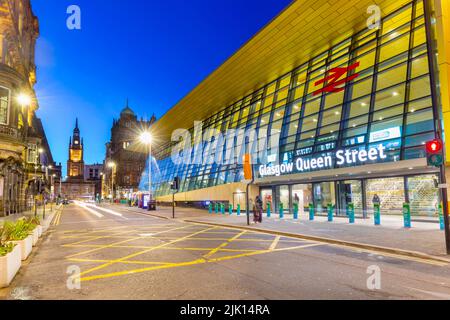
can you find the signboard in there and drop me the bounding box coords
[369,127,401,143]
[243,154,253,180]
[259,144,387,178]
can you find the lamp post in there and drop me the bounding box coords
[140,131,153,210]
[108,161,116,202]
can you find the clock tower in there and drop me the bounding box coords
[67,118,84,178]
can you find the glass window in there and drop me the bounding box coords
[366,177,405,215]
[405,108,434,136]
[408,175,439,216]
[0,87,10,125]
[376,63,407,90]
[409,76,431,101]
[374,84,405,110]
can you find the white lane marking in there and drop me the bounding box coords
[84,203,128,220]
[138,233,155,237]
[74,201,104,218]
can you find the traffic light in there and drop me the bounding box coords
[426,139,443,167]
[171,176,180,191]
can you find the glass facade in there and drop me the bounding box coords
[140,0,438,216]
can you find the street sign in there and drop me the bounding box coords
[243,154,253,180]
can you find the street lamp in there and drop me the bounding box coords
[140,131,153,210]
[17,93,31,106]
[108,161,116,202]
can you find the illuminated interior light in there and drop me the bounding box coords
[392,91,399,97]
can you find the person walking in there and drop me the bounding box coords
[255,195,263,223]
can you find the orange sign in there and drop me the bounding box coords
[243,154,253,180]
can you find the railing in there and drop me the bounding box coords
[0,124,21,140]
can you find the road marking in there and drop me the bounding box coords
[65,224,194,259]
[78,226,218,278]
[74,201,104,218]
[84,204,128,220]
[269,236,281,251]
[203,231,247,260]
[79,242,325,282]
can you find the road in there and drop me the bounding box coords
[2,203,450,300]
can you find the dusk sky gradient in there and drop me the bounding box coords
[32,0,291,176]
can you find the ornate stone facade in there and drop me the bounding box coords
[0,0,58,216]
[104,102,155,199]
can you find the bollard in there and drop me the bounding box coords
[403,203,411,228]
[293,203,299,220]
[347,203,355,224]
[439,204,445,231]
[279,203,284,219]
[221,203,225,215]
[208,203,212,214]
[229,204,233,215]
[374,203,381,225]
[327,203,334,222]
[309,203,315,221]
[267,202,271,218]
[237,204,241,216]
[215,203,219,214]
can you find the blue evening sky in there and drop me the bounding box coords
[32,0,291,175]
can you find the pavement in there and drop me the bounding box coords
[115,204,449,258]
[2,202,450,299]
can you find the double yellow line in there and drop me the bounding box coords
[52,208,63,226]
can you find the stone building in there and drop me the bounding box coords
[103,102,155,199]
[84,163,103,197]
[61,119,95,200]
[0,0,58,216]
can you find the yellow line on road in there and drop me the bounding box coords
[65,224,194,259]
[269,236,281,251]
[203,231,247,260]
[79,242,323,282]
[78,226,218,277]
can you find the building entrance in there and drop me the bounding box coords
[337,180,363,217]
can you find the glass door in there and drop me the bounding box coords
[337,180,363,217]
[276,185,290,214]
[313,182,336,214]
[260,188,273,212]
[292,184,313,215]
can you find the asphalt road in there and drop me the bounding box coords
[2,203,450,300]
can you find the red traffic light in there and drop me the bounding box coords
[426,139,443,154]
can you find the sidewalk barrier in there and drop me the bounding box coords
[374,203,381,225]
[208,203,212,214]
[309,203,314,221]
[215,203,219,214]
[279,203,284,219]
[267,202,271,218]
[403,203,411,228]
[327,203,334,222]
[229,204,233,215]
[347,203,355,224]
[237,204,241,216]
[439,204,445,231]
[293,203,298,220]
[221,203,225,215]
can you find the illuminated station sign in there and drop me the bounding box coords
[259,144,387,177]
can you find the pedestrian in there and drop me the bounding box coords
[255,195,263,223]
[372,194,381,206]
